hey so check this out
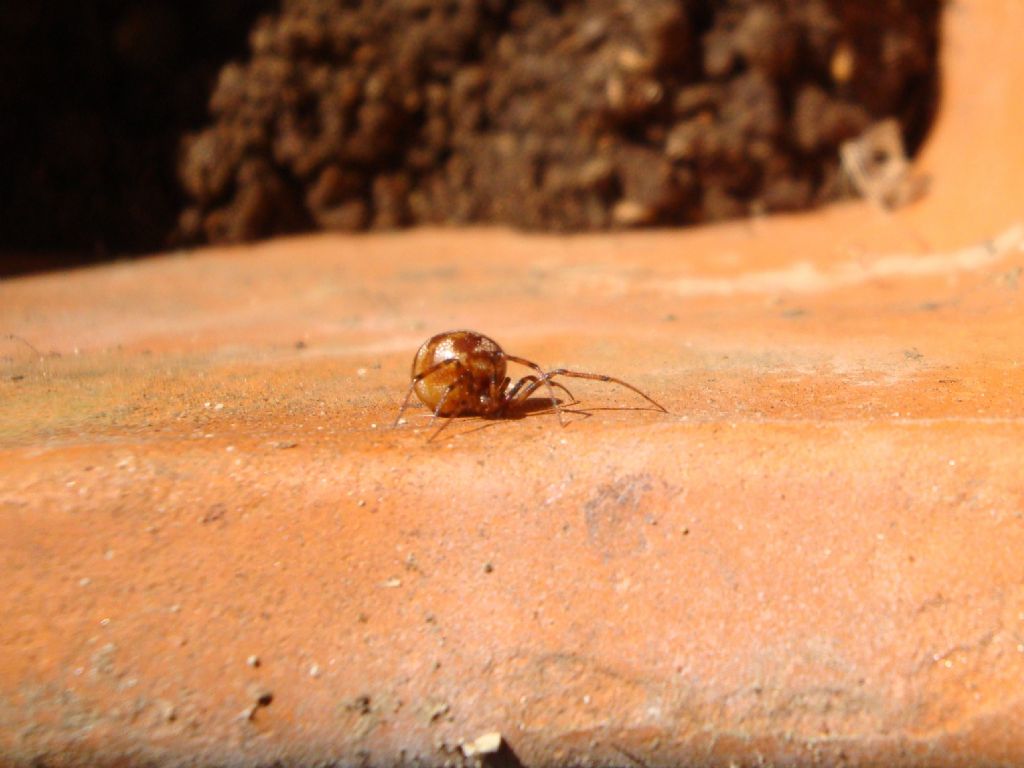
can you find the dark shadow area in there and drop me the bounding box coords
[482,738,526,768]
[0,0,278,275]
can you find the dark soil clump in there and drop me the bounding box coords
[178,0,940,243]
[1,0,940,269]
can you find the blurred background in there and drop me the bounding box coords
[0,0,940,276]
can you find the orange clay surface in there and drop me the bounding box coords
[3,2,1024,766]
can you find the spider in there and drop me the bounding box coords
[393,330,667,439]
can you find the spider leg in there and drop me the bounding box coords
[2,334,43,358]
[541,369,668,413]
[426,376,467,427]
[488,365,509,414]
[393,358,463,428]
[426,375,473,442]
[427,415,459,442]
[503,354,568,426]
[506,375,576,408]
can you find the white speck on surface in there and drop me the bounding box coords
[78,577,91,587]
[383,578,402,588]
[246,655,260,668]
[309,663,321,678]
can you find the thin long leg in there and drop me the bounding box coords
[2,334,43,358]
[393,358,463,428]
[426,375,472,442]
[426,375,468,427]
[519,368,668,413]
[506,375,576,408]
[503,354,569,425]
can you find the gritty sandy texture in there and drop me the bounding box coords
[3,2,1024,766]
[2,213,1024,767]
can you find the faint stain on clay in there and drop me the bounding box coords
[583,474,659,560]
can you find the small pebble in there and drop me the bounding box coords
[461,732,503,757]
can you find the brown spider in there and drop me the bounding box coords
[393,330,667,439]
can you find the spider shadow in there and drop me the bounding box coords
[403,396,665,442]
[395,396,578,442]
[425,396,584,441]
[451,397,664,439]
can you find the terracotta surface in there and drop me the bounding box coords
[3,2,1024,766]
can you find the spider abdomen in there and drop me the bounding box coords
[411,330,507,416]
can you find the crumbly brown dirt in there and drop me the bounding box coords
[177,0,939,242]
[0,0,938,265]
